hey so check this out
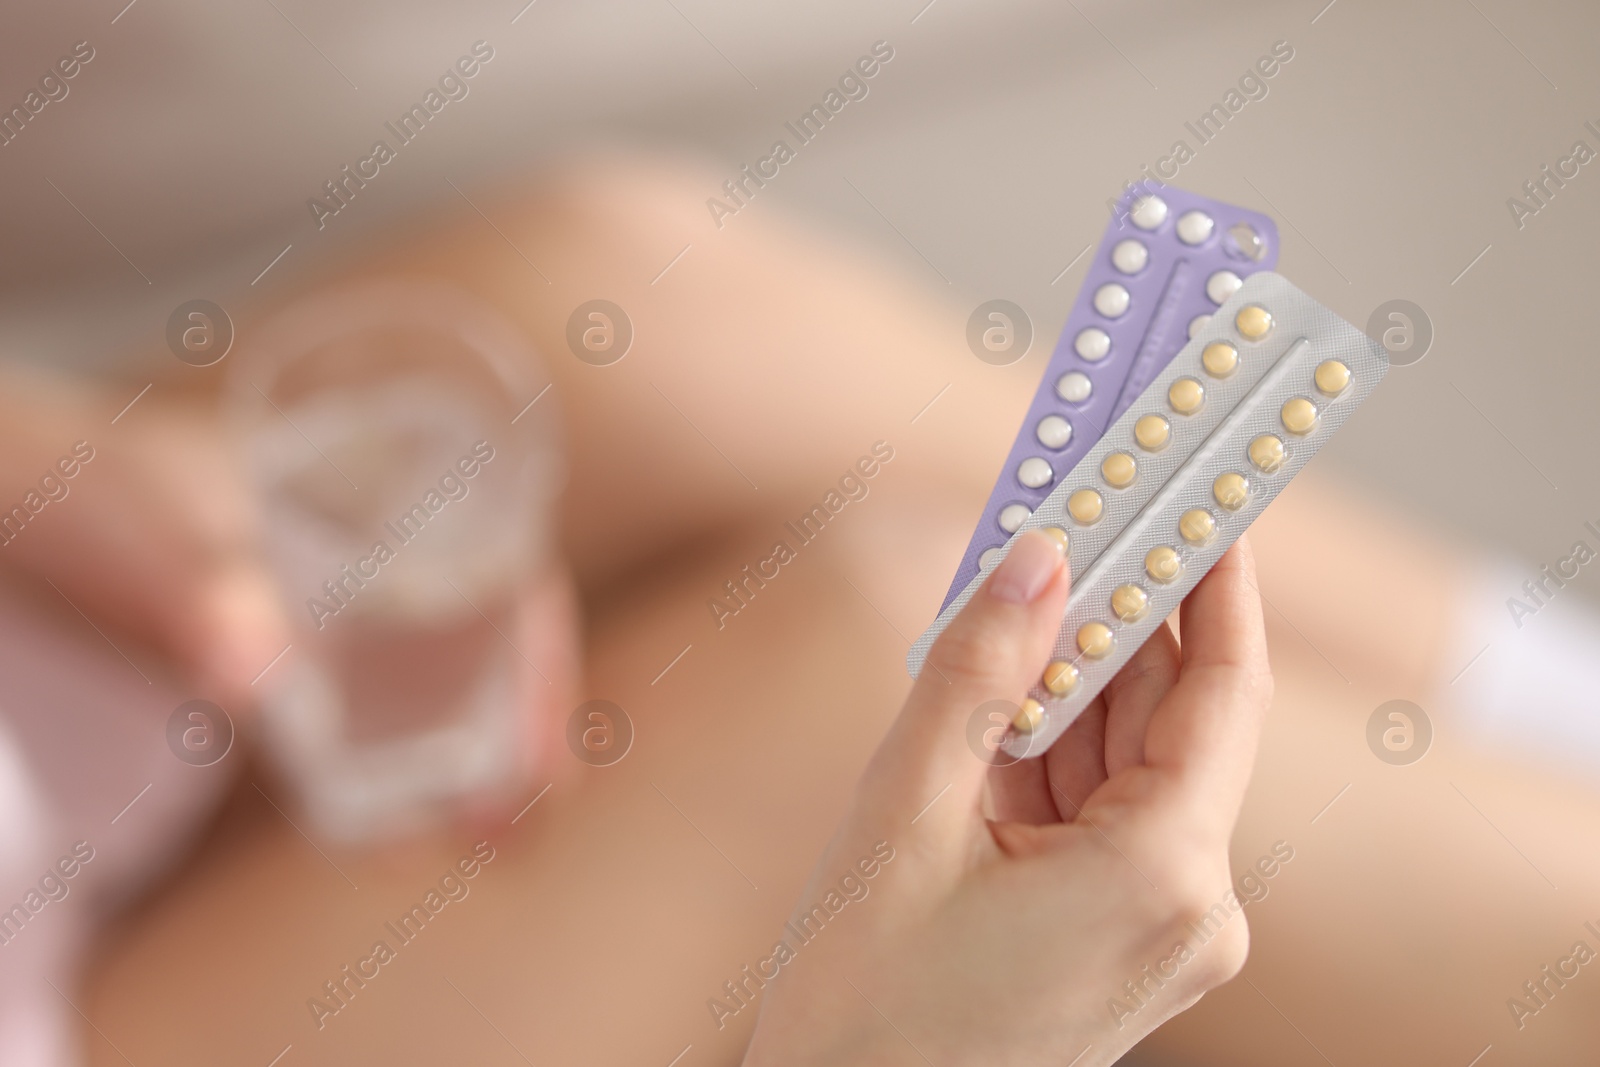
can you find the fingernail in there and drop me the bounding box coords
[987,531,1064,604]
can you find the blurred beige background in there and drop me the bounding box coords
[2,0,1594,610]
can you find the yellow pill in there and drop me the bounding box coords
[1201,341,1239,378]
[1068,488,1104,525]
[1146,545,1182,583]
[1249,433,1286,473]
[1101,452,1137,489]
[1315,359,1351,397]
[1179,508,1216,546]
[1077,621,1115,659]
[1111,584,1149,623]
[1042,660,1080,696]
[1281,396,1319,436]
[1168,377,1205,416]
[1013,697,1044,733]
[1213,472,1250,511]
[1042,525,1070,553]
[1134,413,1170,452]
[1235,304,1273,341]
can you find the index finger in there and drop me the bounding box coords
[1138,536,1272,828]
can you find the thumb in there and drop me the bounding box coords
[860,530,1070,829]
[191,553,292,707]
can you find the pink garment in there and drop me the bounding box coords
[0,588,231,1066]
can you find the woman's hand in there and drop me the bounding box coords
[0,369,289,702]
[742,529,1273,1067]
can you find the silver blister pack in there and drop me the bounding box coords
[908,272,1389,757]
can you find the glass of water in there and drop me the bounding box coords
[232,279,562,842]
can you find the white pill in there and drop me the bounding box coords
[1206,270,1243,305]
[1187,313,1211,339]
[1075,327,1111,362]
[998,503,1031,533]
[1094,283,1131,319]
[1129,195,1168,231]
[1036,415,1072,449]
[1111,239,1148,274]
[1176,210,1215,245]
[1056,371,1092,403]
[979,547,1000,569]
[1017,457,1053,489]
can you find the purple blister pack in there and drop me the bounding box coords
[940,187,1280,611]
